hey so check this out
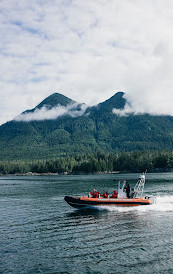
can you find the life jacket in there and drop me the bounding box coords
[90,191,100,198]
[111,190,118,198]
[103,193,109,198]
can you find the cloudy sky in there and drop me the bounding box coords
[0,0,173,124]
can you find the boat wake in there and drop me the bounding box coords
[96,195,173,213]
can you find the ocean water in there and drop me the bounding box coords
[0,173,173,274]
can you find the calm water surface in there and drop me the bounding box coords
[0,173,173,273]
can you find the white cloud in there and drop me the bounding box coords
[0,0,173,124]
[15,103,88,122]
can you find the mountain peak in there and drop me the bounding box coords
[36,93,75,109]
[98,91,126,111]
[22,93,76,115]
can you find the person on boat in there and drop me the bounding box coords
[90,189,100,198]
[102,192,109,198]
[90,189,96,197]
[125,182,130,198]
[111,190,118,198]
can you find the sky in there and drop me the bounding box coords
[1,0,173,124]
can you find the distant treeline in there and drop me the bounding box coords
[1,151,173,175]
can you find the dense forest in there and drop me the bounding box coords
[0,151,173,175]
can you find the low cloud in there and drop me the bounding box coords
[113,91,173,117]
[15,103,88,122]
[113,103,133,116]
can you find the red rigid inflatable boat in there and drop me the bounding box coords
[64,173,155,209]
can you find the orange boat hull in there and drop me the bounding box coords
[64,196,152,209]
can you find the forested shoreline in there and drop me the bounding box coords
[0,151,173,175]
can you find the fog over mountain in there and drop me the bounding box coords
[14,90,172,123]
[15,102,88,122]
[14,92,126,122]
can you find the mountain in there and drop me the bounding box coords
[0,92,173,160]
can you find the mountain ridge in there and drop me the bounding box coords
[21,91,126,119]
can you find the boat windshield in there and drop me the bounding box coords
[117,181,127,198]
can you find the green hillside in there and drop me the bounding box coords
[0,92,173,160]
